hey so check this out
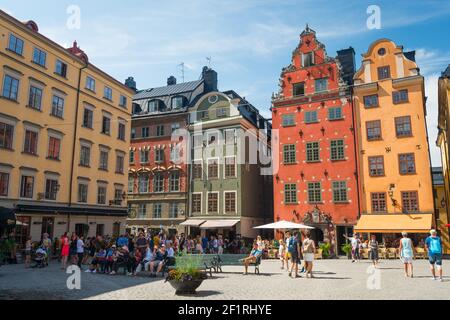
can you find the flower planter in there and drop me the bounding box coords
[168,279,204,295]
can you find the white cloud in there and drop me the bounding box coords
[424,73,442,166]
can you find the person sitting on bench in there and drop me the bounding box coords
[149,245,167,277]
[242,242,262,275]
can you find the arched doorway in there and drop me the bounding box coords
[303,205,336,257]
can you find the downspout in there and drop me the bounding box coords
[350,87,362,221]
[68,62,88,232]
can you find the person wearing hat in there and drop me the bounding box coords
[425,229,443,282]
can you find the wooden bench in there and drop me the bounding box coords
[169,254,220,277]
[217,254,262,275]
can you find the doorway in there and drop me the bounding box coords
[41,217,54,239]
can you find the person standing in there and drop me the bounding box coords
[399,232,414,278]
[302,231,316,278]
[368,234,379,268]
[218,235,224,255]
[77,236,85,269]
[344,233,361,263]
[425,230,443,282]
[60,232,70,270]
[69,233,78,265]
[42,233,52,264]
[24,236,32,268]
[278,236,287,270]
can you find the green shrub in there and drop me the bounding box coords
[319,242,331,258]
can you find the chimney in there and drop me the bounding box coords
[167,76,177,86]
[125,77,137,92]
[202,66,218,93]
[336,47,356,86]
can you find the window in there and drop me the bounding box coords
[328,107,343,120]
[140,149,149,164]
[2,75,19,101]
[0,122,14,149]
[32,48,46,67]
[399,153,416,175]
[172,96,184,109]
[169,203,179,218]
[153,204,162,219]
[225,129,236,145]
[395,116,412,137]
[86,76,96,91]
[78,183,88,203]
[138,175,149,193]
[192,194,202,214]
[393,89,409,104]
[45,179,58,200]
[306,142,320,162]
[199,110,209,120]
[363,95,379,108]
[332,181,348,202]
[371,193,387,212]
[8,34,24,55]
[225,192,236,213]
[104,87,113,100]
[169,172,180,192]
[193,163,203,180]
[401,191,419,213]
[99,150,109,170]
[138,204,147,218]
[20,176,34,198]
[369,156,384,176]
[225,157,236,178]
[328,139,345,161]
[208,159,219,178]
[156,125,165,137]
[55,60,67,77]
[80,145,91,167]
[119,95,127,107]
[28,86,43,110]
[47,137,61,160]
[129,150,134,164]
[101,116,111,135]
[24,129,38,155]
[131,128,136,139]
[366,120,382,141]
[305,111,318,123]
[51,95,64,118]
[116,154,124,174]
[171,123,180,133]
[141,127,149,138]
[283,144,296,164]
[170,145,180,162]
[128,176,134,193]
[293,83,305,96]
[114,189,123,203]
[282,114,295,127]
[315,78,328,92]
[97,186,107,205]
[208,193,218,213]
[148,100,158,112]
[118,122,126,141]
[216,108,227,117]
[155,149,164,163]
[377,66,391,80]
[0,172,9,196]
[153,173,164,193]
[302,52,314,67]
[82,108,93,129]
[308,182,322,203]
[284,184,297,204]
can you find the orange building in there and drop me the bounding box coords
[353,39,435,244]
[271,26,359,255]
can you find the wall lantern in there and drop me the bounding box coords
[299,130,304,138]
[324,169,329,178]
[300,171,305,180]
[321,127,325,136]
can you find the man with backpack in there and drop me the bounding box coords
[287,231,301,278]
[425,229,444,282]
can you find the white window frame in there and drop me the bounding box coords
[191,192,203,215]
[207,157,220,179]
[207,191,219,214]
[224,156,237,179]
[223,190,237,214]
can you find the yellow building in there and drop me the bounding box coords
[0,10,133,245]
[353,39,435,241]
[431,167,450,254]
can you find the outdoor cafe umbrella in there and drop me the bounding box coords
[254,220,315,230]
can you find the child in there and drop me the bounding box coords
[25,237,32,268]
[104,245,116,274]
[278,237,286,270]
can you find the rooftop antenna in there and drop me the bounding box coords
[178,62,185,83]
[206,57,212,68]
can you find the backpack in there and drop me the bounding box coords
[287,237,296,253]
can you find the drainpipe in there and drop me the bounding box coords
[68,62,88,233]
[350,88,362,221]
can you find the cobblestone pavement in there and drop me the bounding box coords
[0,259,448,300]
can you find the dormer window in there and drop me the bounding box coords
[293,83,305,96]
[302,52,314,67]
[148,100,159,112]
[171,96,184,109]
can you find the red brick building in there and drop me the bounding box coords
[271,26,359,254]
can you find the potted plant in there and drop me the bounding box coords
[341,243,352,259]
[165,253,207,295]
[319,242,331,259]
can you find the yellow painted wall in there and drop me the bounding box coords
[354,39,434,215]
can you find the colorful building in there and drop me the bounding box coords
[0,10,133,244]
[127,73,208,235]
[184,68,273,239]
[353,39,435,243]
[431,167,450,254]
[271,26,359,254]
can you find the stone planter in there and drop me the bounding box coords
[168,279,204,295]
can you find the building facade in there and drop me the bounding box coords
[185,74,273,239]
[431,167,450,254]
[0,10,133,245]
[126,74,207,235]
[353,39,434,241]
[271,26,359,254]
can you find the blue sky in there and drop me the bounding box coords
[1,0,450,165]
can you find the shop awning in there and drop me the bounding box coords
[354,214,433,233]
[200,220,240,229]
[179,219,206,227]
